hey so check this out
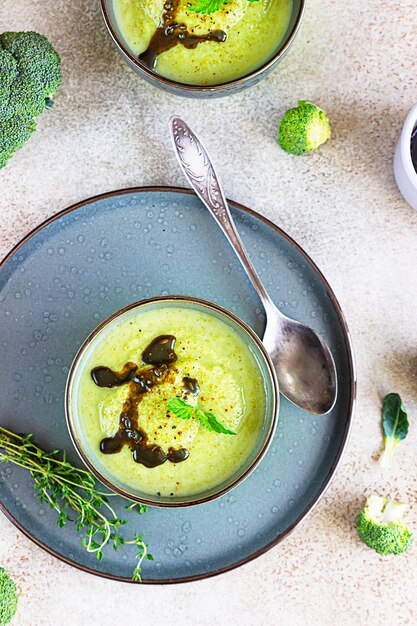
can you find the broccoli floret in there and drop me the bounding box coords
[356,495,413,555]
[0,567,17,625]
[0,50,17,122]
[278,100,331,155]
[0,114,37,169]
[0,31,61,168]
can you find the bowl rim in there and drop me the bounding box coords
[100,0,305,93]
[65,294,279,508]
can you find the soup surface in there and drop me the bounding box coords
[113,0,293,85]
[73,305,267,499]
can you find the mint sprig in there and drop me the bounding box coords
[188,0,228,14]
[188,0,259,15]
[194,409,237,435]
[168,398,237,435]
[167,397,195,420]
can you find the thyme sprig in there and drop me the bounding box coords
[0,426,153,581]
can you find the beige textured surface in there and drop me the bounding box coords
[1,0,417,624]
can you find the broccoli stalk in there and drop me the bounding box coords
[380,436,401,469]
[356,495,413,555]
[0,567,17,625]
[278,100,331,155]
[0,31,62,168]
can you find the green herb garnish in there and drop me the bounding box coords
[168,397,195,420]
[188,0,259,15]
[168,398,237,435]
[380,393,409,469]
[188,0,228,14]
[0,426,153,581]
[0,567,17,625]
[194,409,237,434]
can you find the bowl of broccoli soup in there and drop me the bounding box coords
[65,296,278,507]
[101,0,304,96]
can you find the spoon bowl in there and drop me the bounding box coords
[170,116,337,415]
[263,305,337,414]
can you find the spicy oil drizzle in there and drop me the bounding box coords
[138,0,227,70]
[91,335,192,468]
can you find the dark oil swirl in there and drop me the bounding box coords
[92,335,194,469]
[138,0,227,70]
[91,362,137,388]
[142,334,177,365]
[183,376,200,396]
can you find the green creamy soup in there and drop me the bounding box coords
[113,0,293,85]
[74,306,267,499]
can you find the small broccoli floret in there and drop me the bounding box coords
[356,495,413,555]
[0,31,61,168]
[0,567,18,625]
[278,100,331,155]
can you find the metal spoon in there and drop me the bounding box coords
[169,116,337,415]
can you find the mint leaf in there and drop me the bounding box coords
[194,409,237,435]
[188,0,228,14]
[167,397,194,420]
[168,399,236,435]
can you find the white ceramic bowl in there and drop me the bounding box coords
[394,103,417,210]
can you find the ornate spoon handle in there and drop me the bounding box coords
[169,116,275,312]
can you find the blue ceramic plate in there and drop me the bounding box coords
[0,187,355,583]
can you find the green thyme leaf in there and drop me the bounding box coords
[188,0,228,14]
[167,397,195,420]
[125,502,148,515]
[168,399,236,435]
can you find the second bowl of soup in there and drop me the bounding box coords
[65,296,278,506]
[101,0,304,96]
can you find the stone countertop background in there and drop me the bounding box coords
[1,0,417,624]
